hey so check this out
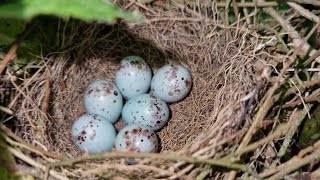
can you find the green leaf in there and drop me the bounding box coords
[297,105,320,149]
[0,18,27,46]
[0,0,137,22]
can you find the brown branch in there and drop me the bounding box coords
[290,0,320,6]
[217,2,278,7]
[284,78,320,97]
[287,2,320,23]
[282,94,320,108]
[0,23,34,76]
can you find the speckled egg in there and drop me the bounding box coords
[151,64,192,103]
[84,80,123,123]
[121,94,170,131]
[115,56,152,99]
[115,124,158,153]
[71,114,116,153]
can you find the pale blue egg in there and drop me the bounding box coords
[121,94,170,131]
[84,80,123,123]
[151,64,192,103]
[115,124,158,153]
[71,113,116,153]
[115,56,152,99]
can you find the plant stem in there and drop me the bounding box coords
[48,151,248,172]
[267,149,320,179]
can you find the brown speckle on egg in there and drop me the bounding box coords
[184,79,191,87]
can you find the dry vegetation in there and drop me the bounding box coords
[1,0,320,179]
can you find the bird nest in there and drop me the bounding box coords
[3,1,320,179]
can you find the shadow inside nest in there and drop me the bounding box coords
[60,20,182,69]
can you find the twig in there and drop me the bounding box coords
[225,0,231,27]
[236,53,298,153]
[275,106,312,159]
[241,0,251,24]
[231,0,239,22]
[8,147,67,180]
[298,140,320,158]
[282,94,320,108]
[0,106,13,115]
[48,151,248,172]
[259,0,320,63]
[259,140,320,178]
[303,49,320,67]
[234,123,288,156]
[266,148,320,179]
[311,167,320,179]
[287,2,320,23]
[1,124,66,160]
[291,0,320,6]
[272,78,320,101]
[196,169,212,180]
[216,2,278,7]
[0,22,34,76]
[235,84,262,130]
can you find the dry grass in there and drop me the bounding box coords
[2,0,320,179]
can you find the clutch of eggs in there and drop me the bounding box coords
[71,114,116,153]
[72,55,193,154]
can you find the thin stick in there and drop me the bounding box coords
[48,151,248,172]
[231,0,239,22]
[287,2,320,23]
[259,0,320,63]
[196,169,212,180]
[8,147,67,180]
[241,0,251,24]
[291,0,320,6]
[234,123,288,156]
[1,124,67,160]
[282,94,320,108]
[272,77,320,101]
[0,23,33,75]
[0,106,13,115]
[267,149,320,179]
[216,2,278,7]
[275,106,312,158]
[225,0,231,27]
[259,140,320,178]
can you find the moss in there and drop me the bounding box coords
[0,131,20,180]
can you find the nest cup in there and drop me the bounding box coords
[6,3,274,179]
